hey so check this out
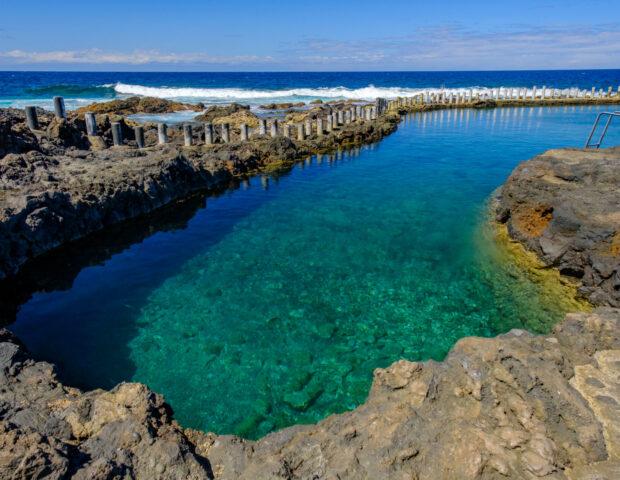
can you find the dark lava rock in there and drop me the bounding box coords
[497,146,620,307]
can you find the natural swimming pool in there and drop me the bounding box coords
[8,104,620,439]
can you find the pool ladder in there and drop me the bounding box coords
[585,111,620,148]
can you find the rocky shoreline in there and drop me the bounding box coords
[0,104,398,280]
[2,306,619,478]
[1,100,619,478]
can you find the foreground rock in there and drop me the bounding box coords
[1,308,619,479]
[496,146,620,307]
[0,108,399,279]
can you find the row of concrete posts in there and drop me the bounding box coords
[23,97,385,149]
[387,85,620,106]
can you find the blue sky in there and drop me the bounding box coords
[0,0,618,71]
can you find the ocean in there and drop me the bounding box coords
[1,70,620,113]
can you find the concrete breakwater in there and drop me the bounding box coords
[0,99,397,281]
[384,84,620,110]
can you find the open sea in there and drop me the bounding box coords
[2,70,620,440]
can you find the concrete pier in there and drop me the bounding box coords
[270,119,278,137]
[240,124,248,141]
[305,119,312,136]
[259,119,267,135]
[134,126,145,149]
[111,122,122,146]
[356,105,362,119]
[53,96,66,119]
[337,110,344,125]
[183,124,192,146]
[85,113,97,136]
[351,108,357,122]
[222,123,230,143]
[204,123,213,144]
[157,123,168,144]
[297,123,305,140]
[25,106,39,130]
[345,110,352,124]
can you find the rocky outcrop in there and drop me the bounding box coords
[496,146,620,307]
[0,108,399,280]
[193,103,260,128]
[259,102,306,110]
[2,308,620,479]
[75,96,203,115]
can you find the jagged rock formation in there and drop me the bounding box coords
[496,146,620,307]
[1,308,619,479]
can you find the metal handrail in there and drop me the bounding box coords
[585,111,620,148]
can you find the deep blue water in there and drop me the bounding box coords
[8,103,619,440]
[1,70,619,111]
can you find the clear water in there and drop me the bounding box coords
[8,104,620,440]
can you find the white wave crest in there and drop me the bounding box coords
[113,82,594,102]
[114,82,424,100]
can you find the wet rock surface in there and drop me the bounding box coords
[1,308,619,479]
[0,108,398,280]
[496,146,620,307]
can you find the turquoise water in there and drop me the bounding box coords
[10,104,620,440]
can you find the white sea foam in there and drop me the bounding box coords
[113,82,592,103]
[115,83,426,100]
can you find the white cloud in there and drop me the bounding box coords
[0,48,277,65]
[1,23,618,69]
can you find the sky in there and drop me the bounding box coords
[0,0,618,71]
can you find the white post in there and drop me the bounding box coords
[111,122,122,146]
[134,126,145,148]
[269,119,278,137]
[222,123,230,143]
[85,113,97,136]
[240,124,248,141]
[317,118,324,135]
[204,123,213,144]
[157,123,167,144]
[25,106,39,130]
[183,124,192,146]
[53,96,66,119]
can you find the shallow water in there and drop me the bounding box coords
[9,104,620,439]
